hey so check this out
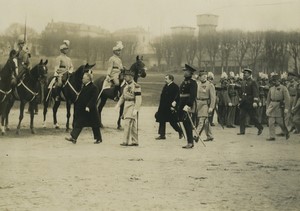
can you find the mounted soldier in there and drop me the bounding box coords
[106,41,124,101]
[16,35,30,80]
[53,40,73,101]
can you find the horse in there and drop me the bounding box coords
[0,51,18,135]
[94,55,147,129]
[43,63,95,131]
[5,59,48,134]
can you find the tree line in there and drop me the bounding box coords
[1,23,300,75]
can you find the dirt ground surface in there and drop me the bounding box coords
[1,107,300,211]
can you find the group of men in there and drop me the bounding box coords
[155,64,300,149]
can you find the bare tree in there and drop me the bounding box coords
[150,37,164,70]
[219,30,235,72]
[287,31,300,73]
[247,31,265,71]
[233,31,250,72]
[202,32,219,72]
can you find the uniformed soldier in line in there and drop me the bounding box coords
[207,72,216,126]
[237,68,263,135]
[106,41,124,101]
[257,72,269,125]
[266,73,290,141]
[54,40,73,101]
[195,69,216,141]
[215,72,229,127]
[16,35,30,80]
[116,68,142,147]
[286,72,298,132]
[178,64,198,149]
[291,75,300,134]
[226,72,239,128]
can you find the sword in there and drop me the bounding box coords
[186,112,206,147]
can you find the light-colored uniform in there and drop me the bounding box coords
[17,48,30,78]
[266,84,290,138]
[286,80,298,128]
[117,81,142,145]
[196,80,216,140]
[54,53,73,86]
[106,54,123,86]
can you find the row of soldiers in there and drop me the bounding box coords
[212,70,300,138]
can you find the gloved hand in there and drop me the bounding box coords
[105,75,110,81]
[253,102,258,108]
[85,107,90,112]
[208,108,213,113]
[132,109,138,116]
[284,108,288,114]
[228,102,233,107]
[183,105,191,112]
[171,101,176,107]
[258,102,262,107]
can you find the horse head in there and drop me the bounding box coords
[130,55,147,82]
[30,59,48,83]
[72,63,96,89]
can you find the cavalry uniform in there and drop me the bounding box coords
[107,54,123,86]
[266,75,290,140]
[178,64,197,148]
[117,72,142,146]
[54,45,73,87]
[196,72,216,141]
[17,44,30,79]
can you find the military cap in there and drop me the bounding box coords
[183,64,198,73]
[242,68,253,74]
[271,74,280,80]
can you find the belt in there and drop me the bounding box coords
[180,94,190,97]
[125,99,135,101]
[271,100,281,102]
[197,98,209,101]
[112,66,119,69]
[290,95,296,97]
[59,65,66,68]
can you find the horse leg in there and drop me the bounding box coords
[43,98,49,128]
[5,97,14,131]
[16,101,26,135]
[66,101,71,132]
[98,97,108,128]
[29,102,36,134]
[117,102,124,130]
[52,100,61,129]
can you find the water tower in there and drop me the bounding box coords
[197,14,218,34]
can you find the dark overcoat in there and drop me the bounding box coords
[74,82,100,128]
[155,82,180,122]
[239,78,259,109]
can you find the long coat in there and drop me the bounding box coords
[155,82,180,122]
[266,84,290,117]
[239,78,259,109]
[74,82,100,128]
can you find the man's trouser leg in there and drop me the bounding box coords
[112,77,120,99]
[71,127,83,140]
[158,121,166,137]
[183,118,193,145]
[276,117,288,135]
[123,119,130,144]
[169,120,182,134]
[227,106,236,126]
[92,127,102,141]
[239,108,247,133]
[248,107,263,130]
[131,119,138,144]
[204,118,213,139]
[268,117,276,138]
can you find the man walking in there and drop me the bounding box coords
[155,74,183,140]
[65,72,102,144]
[237,68,263,135]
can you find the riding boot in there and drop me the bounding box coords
[113,85,120,101]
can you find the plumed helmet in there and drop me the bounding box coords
[207,71,214,79]
[220,72,228,80]
[63,40,70,47]
[60,43,69,50]
[229,71,235,79]
[113,41,124,51]
[281,72,288,80]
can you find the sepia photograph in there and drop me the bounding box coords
[0,0,300,210]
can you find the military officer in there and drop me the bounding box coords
[106,41,124,101]
[16,35,30,80]
[195,69,216,142]
[286,72,298,131]
[237,68,263,136]
[257,72,269,125]
[266,74,290,140]
[54,41,73,100]
[178,64,198,149]
[226,72,239,128]
[291,76,300,134]
[116,68,142,147]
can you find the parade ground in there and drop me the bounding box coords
[0,105,300,211]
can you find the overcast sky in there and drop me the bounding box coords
[1,0,300,35]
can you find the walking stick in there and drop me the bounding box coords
[186,112,206,147]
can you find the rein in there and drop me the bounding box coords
[63,78,80,101]
[0,89,12,103]
[17,80,39,102]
